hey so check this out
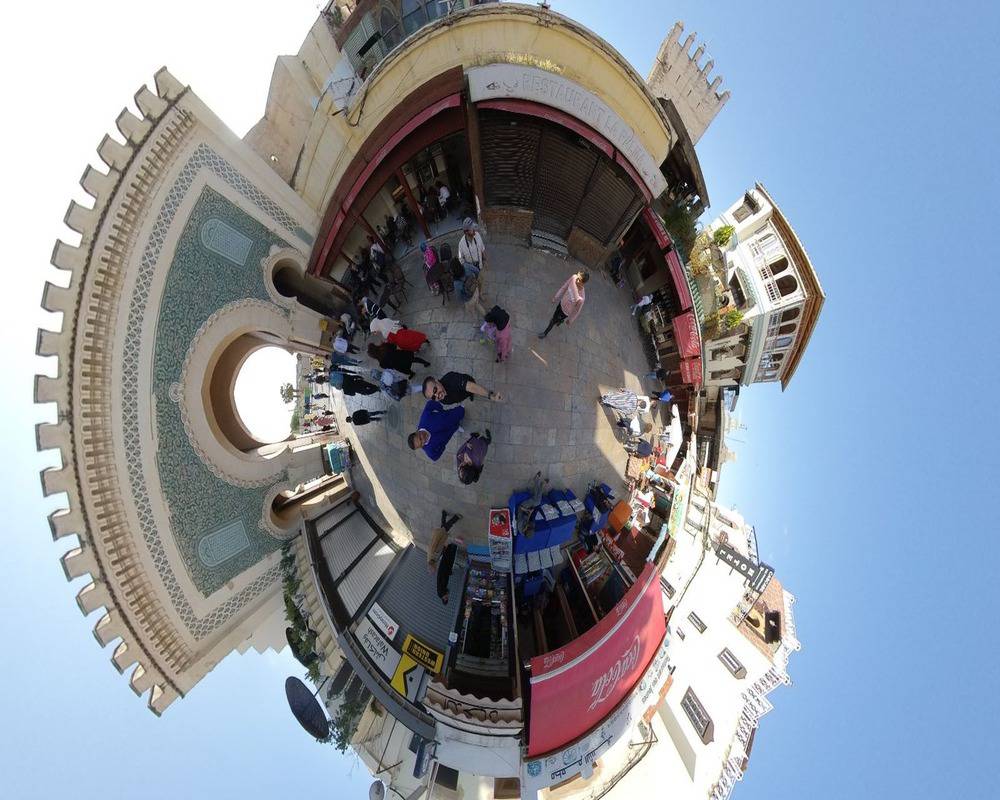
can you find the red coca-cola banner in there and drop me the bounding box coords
[527,563,666,756]
[673,311,701,359]
[643,207,671,251]
[680,356,703,386]
[666,249,693,311]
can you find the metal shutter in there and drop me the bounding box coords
[575,161,642,244]
[532,127,599,239]
[481,111,541,208]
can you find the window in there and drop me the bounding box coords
[380,7,401,49]
[435,765,459,791]
[780,306,801,323]
[776,274,798,297]
[494,778,521,799]
[401,0,427,34]
[774,335,794,348]
[676,627,686,640]
[662,578,676,598]
[733,204,751,222]
[718,648,747,679]
[681,687,715,744]
[687,611,707,633]
[777,322,797,336]
[768,256,789,276]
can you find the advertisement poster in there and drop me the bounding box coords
[527,563,666,756]
[488,507,512,573]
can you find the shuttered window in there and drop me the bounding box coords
[481,112,542,208]
[575,161,641,243]
[532,127,598,239]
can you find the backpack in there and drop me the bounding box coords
[484,305,509,330]
[439,242,453,263]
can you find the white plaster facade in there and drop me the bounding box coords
[705,184,825,390]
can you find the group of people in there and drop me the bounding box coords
[407,371,503,484]
[420,217,488,303]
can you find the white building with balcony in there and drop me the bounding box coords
[705,183,825,391]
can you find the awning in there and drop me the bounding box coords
[666,249,693,311]
[526,563,666,756]
[680,355,703,387]
[672,311,701,359]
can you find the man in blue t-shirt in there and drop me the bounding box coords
[407,400,465,461]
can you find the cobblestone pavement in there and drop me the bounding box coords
[337,242,654,549]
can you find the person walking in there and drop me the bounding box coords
[333,332,360,354]
[422,372,502,404]
[630,293,653,316]
[457,218,486,278]
[367,342,430,379]
[420,241,439,293]
[329,371,379,396]
[539,269,589,338]
[427,509,462,574]
[329,351,361,369]
[408,399,465,461]
[482,305,513,363]
[601,388,657,418]
[346,409,386,426]
[456,429,492,484]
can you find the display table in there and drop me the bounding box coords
[455,559,510,679]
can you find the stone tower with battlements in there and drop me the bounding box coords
[647,21,730,145]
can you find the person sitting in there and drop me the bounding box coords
[456,430,491,484]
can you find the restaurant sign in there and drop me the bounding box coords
[527,563,666,756]
[355,618,401,680]
[468,64,667,197]
[521,633,672,793]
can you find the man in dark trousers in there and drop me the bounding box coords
[346,409,385,426]
[436,541,459,604]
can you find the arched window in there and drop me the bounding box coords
[425,0,445,22]
[776,274,798,297]
[380,7,401,49]
[777,322,797,336]
[768,256,789,276]
[402,0,427,34]
[780,307,801,323]
[774,335,794,348]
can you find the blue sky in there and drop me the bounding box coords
[1,1,996,798]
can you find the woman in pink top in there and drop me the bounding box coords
[538,269,589,338]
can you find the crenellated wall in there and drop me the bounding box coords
[35,68,339,714]
[647,21,730,145]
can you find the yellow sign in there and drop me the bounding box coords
[402,634,444,674]
[391,654,423,701]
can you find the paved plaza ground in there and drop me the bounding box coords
[336,241,656,549]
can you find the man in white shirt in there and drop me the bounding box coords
[458,218,486,277]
